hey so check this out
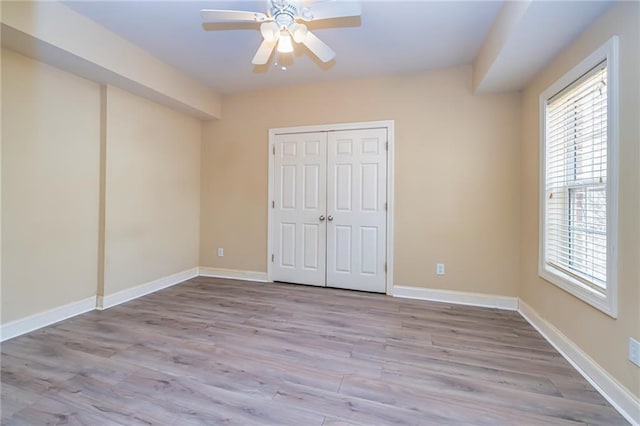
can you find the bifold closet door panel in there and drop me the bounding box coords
[272,132,327,287]
[326,128,387,293]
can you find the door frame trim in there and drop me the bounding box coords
[267,120,395,295]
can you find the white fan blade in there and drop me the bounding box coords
[200,9,270,23]
[252,39,277,65]
[302,30,335,62]
[301,2,361,21]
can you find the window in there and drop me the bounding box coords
[539,37,618,317]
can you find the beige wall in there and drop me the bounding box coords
[201,65,522,297]
[1,0,222,119]
[104,86,201,296]
[520,1,640,397]
[1,48,100,323]
[1,49,203,323]
[1,23,4,319]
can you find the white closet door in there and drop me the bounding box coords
[272,132,327,286]
[326,128,387,292]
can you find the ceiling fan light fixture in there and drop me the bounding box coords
[260,22,279,42]
[277,31,294,53]
[289,22,308,43]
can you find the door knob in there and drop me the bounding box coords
[327,215,334,221]
[319,215,325,221]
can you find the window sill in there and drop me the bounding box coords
[539,264,617,318]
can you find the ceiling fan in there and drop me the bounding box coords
[200,0,361,65]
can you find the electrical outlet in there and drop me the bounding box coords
[217,248,224,257]
[630,338,640,367]
[436,263,445,275]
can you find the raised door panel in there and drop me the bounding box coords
[272,132,327,286]
[326,128,387,292]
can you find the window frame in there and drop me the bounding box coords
[538,36,619,318]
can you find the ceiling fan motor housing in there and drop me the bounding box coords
[269,0,300,28]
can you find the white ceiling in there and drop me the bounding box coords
[61,0,613,95]
[477,0,614,93]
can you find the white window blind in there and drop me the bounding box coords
[544,61,608,293]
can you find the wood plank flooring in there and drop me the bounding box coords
[1,277,628,425]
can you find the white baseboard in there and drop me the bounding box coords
[518,300,640,425]
[393,285,518,311]
[97,267,199,310]
[198,267,268,282]
[0,296,96,342]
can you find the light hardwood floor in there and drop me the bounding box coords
[1,277,628,425]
